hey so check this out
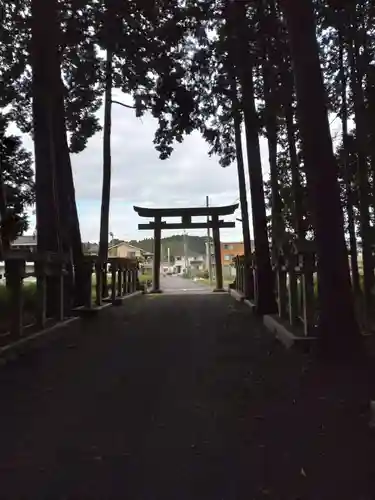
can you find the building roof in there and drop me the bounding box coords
[11,235,37,246]
[108,241,145,253]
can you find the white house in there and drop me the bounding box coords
[172,254,205,275]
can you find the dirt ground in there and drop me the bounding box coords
[0,293,374,499]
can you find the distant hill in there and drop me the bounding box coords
[128,235,209,258]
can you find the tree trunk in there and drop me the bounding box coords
[98,47,113,263]
[53,79,85,308]
[283,67,305,240]
[338,28,360,295]
[53,81,83,261]
[271,0,305,239]
[31,0,85,314]
[265,103,284,249]
[231,0,276,315]
[31,0,65,317]
[347,15,373,314]
[98,44,113,299]
[258,6,284,250]
[240,71,277,314]
[230,69,253,298]
[225,3,254,299]
[366,68,375,227]
[281,0,361,351]
[31,0,61,256]
[0,163,9,256]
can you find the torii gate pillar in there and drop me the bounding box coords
[212,215,224,291]
[152,216,162,293]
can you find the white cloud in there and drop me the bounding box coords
[70,101,271,242]
[13,96,272,243]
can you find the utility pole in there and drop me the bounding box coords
[161,242,163,275]
[183,230,188,276]
[206,195,213,286]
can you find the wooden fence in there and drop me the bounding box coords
[0,251,140,347]
[233,239,317,337]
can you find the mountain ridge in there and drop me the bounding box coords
[128,234,208,257]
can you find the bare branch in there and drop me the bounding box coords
[111,100,136,109]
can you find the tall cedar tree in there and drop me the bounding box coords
[233,0,277,314]
[281,0,361,351]
[31,0,86,312]
[0,115,34,253]
[0,116,34,234]
[224,4,253,298]
[98,0,114,263]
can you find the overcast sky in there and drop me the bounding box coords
[18,93,272,243]
[15,90,343,245]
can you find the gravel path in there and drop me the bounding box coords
[0,293,374,499]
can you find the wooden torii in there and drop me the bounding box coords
[134,204,238,293]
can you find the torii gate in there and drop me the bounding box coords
[134,203,238,293]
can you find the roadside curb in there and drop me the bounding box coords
[229,288,315,349]
[263,314,317,350]
[228,288,257,312]
[228,288,245,302]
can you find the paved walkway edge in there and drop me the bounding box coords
[112,290,144,304]
[229,288,245,302]
[0,291,144,363]
[229,289,315,349]
[0,317,80,362]
[263,314,317,350]
[229,289,257,312]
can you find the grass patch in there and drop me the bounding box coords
[0,271,143,313]
[0,282,38,318]
[0,282,38,333]
[139,273,152,284]
[0,271,143,334]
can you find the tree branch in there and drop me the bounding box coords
[111,100,136,109]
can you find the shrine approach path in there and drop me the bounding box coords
[0,292,374,499]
